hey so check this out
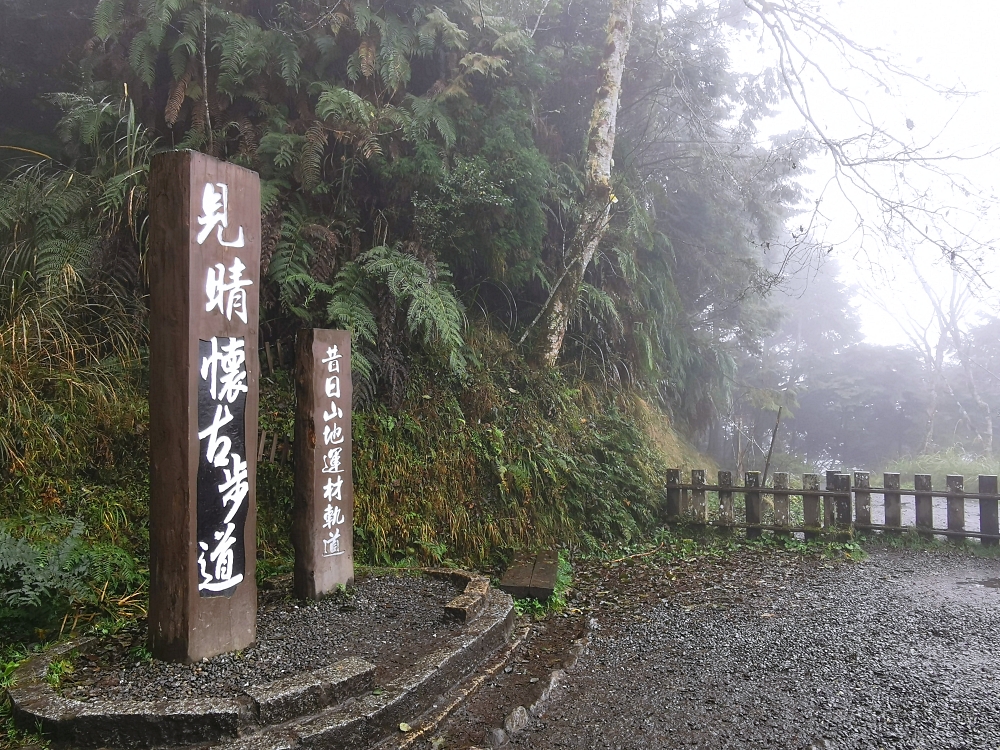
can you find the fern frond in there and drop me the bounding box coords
[359,36,377,79]
[345,51,362,82]
[578,282,624,334]
[419,8,468,51]
[128,31,157,87]
[300,123,328,190]
[359,245,467,376]
[492,31,530,54]
[458,53,508,78]
[275,33,303,87]
[94,0,126,41]
[164,60,195,125]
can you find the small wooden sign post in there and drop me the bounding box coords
[293,329,355,598]
[147,151,260,662]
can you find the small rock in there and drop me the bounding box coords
[504,705,530,735]
[485,727,508,748]
[399,722,412,733]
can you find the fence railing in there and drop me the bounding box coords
[257,429,293,466]
[666,469,1000,545]
[260,337,295,377]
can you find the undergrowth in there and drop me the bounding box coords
[583,526,867,566]
[350,328,670,568]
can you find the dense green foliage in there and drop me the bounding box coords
[2,0,974,656]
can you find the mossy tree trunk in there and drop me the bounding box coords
[523,0,637,367]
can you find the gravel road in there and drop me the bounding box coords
[435,547,1000,750]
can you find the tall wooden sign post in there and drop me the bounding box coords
[293,329,354,599]
[148,151,261,662]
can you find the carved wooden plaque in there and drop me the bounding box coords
[293,328,354,598]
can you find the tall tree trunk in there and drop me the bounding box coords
[521,0,636,366]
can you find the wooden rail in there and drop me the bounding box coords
[666,470,1000,546]
[259,337,296,377]
[256,429,293,466]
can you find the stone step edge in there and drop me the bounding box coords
[9,569,497,748]
[424,568,492,623]
[216,588,515,750]
[10,642,375,747]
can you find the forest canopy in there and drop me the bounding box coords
[0,0,997,593]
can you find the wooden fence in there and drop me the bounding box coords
[257,429,293,466]
[666,469,1000,545]
[260,337,295,377]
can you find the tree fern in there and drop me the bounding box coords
[359,245,468,376]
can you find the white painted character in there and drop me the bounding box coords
[323,403,344,422]
[197,537,245,592]
[321,345,342,373]
[218,453,249,523]
[197,182,245,247]
[323,422,344,446]
[198,404,234,466]
[323,503,345,529]
[200,336,248,403]
[321,447,344,474]
[323,475,344,502]
[324,375,341,399]
[322,528,342,556]
[205,257,252,323]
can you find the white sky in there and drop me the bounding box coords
[732,0,1000,346]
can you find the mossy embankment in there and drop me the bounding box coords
[0,328,708,650]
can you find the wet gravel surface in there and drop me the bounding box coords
[433,547,1000,750]
[62,572,461,702]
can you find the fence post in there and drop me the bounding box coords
[691,470,707,524]
[834,473,852,539]
[980,475,999,547]
[884,473,901,535]
[666,469,681,520]
[824,470,838,529]
[773,472,790,537]
[854,472,871,531]
[836,472,852,528]
[745,471,762,539]
[915,474,933,540]
[803,474,820,541]
[946,475,965,541]
[718,471,734,532]
[265,341,275,375]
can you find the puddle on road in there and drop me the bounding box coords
[959,578,1000,589]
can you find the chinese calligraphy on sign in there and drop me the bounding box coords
[196,253,254,596]
[320,344,347,557]
[149,151,260,661]
[197,182,245,248]
[292,328,354,599]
